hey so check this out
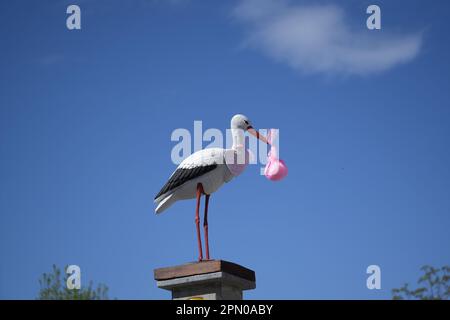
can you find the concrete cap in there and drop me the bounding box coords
[154,260,256,283]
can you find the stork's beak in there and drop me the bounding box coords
[247,126,270,145]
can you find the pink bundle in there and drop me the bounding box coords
[264,129,288,181]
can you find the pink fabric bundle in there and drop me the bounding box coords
[264,129,288,181]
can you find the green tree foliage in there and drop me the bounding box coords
[392,265,450,300]
[37,264,111,300]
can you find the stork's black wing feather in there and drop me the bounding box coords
[154,164,218,199]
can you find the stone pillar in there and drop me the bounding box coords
[154,260,256,300]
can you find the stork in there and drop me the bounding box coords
[154,114,269,261]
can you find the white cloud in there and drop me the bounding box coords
[234,0,423,76]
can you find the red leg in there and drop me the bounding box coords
[195,184,203,261]
[203,194,210,260]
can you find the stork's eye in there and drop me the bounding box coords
[244,120,249,125]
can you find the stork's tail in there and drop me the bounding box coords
[154,193,176,214]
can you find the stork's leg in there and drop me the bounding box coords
[195,184,204,261]
[203,194,210,260]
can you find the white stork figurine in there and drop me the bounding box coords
[154,114,269,261]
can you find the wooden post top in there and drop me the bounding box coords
[154,260,255,283]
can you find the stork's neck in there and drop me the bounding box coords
[231,128,245,150]
[227,127,248,177]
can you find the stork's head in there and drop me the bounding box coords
[231,114,269,144]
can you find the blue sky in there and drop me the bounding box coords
[1,0,449,299]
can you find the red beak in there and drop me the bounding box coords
[247,126,270,145]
